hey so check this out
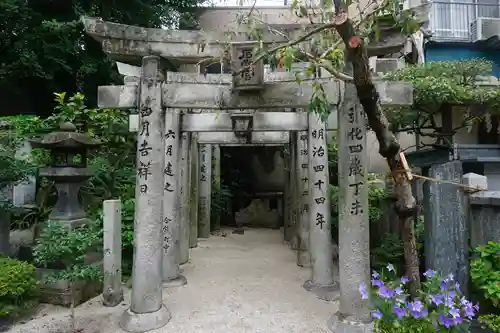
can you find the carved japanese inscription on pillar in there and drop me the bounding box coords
[306,112,335,288]
[137,107,153,195]
[198,144,212,238]
[299,131,309,217]
[162,111,179,254]
[310,128,327,230]
[231,42,264,90]
[345,105,366,217]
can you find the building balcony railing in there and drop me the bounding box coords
[430,1,500,42]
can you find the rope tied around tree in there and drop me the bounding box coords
[389,152,488,194]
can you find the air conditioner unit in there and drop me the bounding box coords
[471,17,500,42]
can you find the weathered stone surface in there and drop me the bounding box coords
[179,132,191,265]
[469,189,500,248]
[198,144,212,238]
[196,131,289,144]
[102,199,123,307]
[212,145,221,232]
[121,56,170,332]
[97,76,412,110]
[335,83,370,323]
[304,111,337,301]
[283,145,292,242]
[189,134,199,248]
[296,129,311,267]
[423,161,468,295]
[289,131,298,247]
[235,199,279,228]
[37,268,101,307]
[231,41,265,90]
[162,108,186,286]
[463,173,488,192]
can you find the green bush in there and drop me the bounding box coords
[471,241,500,308]
[479,314,500,333]
[0,257,39,318]
[33,221,102,283]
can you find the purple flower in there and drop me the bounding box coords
[447,273,454,281]
[440,314,454,328]
[411,308,428,319]
[371,278,384,288]
[455,282,461,291]
[372,310,383,320]
[359,283,369,300]
[440,280,448,291]
[394,287,403,295]
[400,276,409,284]
[408,299,424,313]
[423,269,435,278]
[474,303,480,312]
[378,286,394,299]
[445,292,456,307]
[387,263,395,272]
[430,294,443,306]
[408,299,428,319]
[372,271,380,279]
[396,294,407,304]
[393,305,406,318]
[449,307,460,319]
[464,303,475,319]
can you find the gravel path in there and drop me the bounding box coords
[8,228,337,333]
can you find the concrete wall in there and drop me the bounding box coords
[198,0,421,33]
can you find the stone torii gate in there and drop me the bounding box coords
[84,17,413,333]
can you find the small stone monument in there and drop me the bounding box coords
[29,122,101,228]
[29,122,101,306]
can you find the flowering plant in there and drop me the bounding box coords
[359,264,479,333]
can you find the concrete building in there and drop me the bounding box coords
[428,0,500,75]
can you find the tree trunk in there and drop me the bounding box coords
[333,12,421,295]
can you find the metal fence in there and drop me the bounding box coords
[431,1,500,42]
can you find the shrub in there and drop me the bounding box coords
[471,241,500,333]
[471,241,500,308]
[33,220,102,282]
[0,257,39,318]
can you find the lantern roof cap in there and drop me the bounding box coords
[29,122,101,149]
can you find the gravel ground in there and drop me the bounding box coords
[7,228,338,333]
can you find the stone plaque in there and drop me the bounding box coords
[230,41,264,91]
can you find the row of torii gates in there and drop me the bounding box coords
[85,17,414,333]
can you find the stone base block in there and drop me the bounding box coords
[297,250,311,268]
[303,280,339,301]
[119,305,171,333]
[162,275,187,288]
[37,268,101,307]
[103,288,124,307]
[327,312,373,333]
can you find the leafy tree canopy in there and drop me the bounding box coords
[0,0,202,116]
[381,59,500,133]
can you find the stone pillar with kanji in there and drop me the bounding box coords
[198,144,212,238]
[296,130,311,267]
[162,109,187,287]
[329,83,371,333]
[119,56,171,332]
[303,112,338,301]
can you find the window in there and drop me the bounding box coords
[431,0,500,41]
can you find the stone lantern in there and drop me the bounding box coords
[29,122,101,228]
